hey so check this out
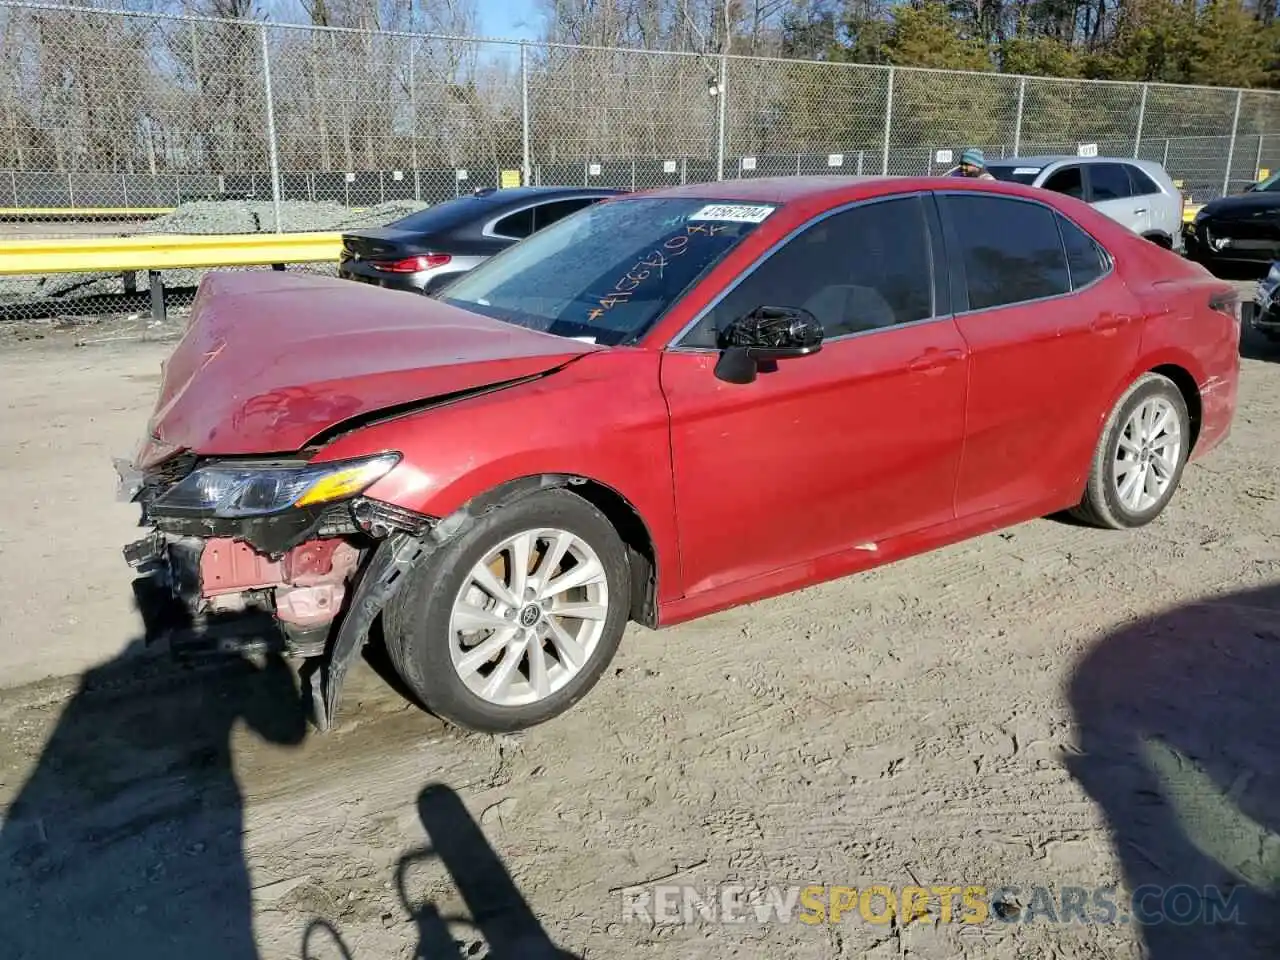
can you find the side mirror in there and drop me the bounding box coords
[713,306,824,384]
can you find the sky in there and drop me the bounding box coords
[475,0,542,40]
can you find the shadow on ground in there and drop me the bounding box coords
[305,782,580,959]
[1067,580,1280,958]
[0,643,308,960]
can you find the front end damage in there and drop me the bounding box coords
[118,450,435,732]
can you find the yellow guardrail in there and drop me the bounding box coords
[0,231,343,276]
[1182,204,1202,223]
[0,206,174,218]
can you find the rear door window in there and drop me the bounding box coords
[1042,166,1085,199]
[942,194,1071,310]
[1087,164,1134,202]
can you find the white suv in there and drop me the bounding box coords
[984,156,1184,250]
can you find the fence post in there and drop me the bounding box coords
[1255,131,1265,181]
[1134,83,1148,158]
[1013,77,1025,156]
[520,42,531,187]
[715,54,728,181]
[409,42,419,188]
[1223,88,1243,196]
[881,66,895,176]
[259,24,284,233]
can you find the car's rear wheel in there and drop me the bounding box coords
[382,488,630,732]
[1070,372,1190,529]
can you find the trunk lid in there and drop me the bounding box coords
[340,227,433,260]
[140,271,599,462]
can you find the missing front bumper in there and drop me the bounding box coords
[124,529,432,732]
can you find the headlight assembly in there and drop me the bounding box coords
[151,452,400,518]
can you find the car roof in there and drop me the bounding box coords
[990,155,1131,166]
[626,174,1076,209]
[470,185,628,204]
[990,155,1169,174]
[632,175,894,204]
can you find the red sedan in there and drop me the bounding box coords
[119,176,1241,733]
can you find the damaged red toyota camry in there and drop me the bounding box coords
[119,176,1241,733]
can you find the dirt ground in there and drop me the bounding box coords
[1,307,1280,960]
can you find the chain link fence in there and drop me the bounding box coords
[3,0,1280,323]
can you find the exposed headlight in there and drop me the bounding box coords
[151,453,400,518]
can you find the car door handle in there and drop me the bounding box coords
[908,348,964,372]
[1091,312,1131,332]
[1134,207,1148,214]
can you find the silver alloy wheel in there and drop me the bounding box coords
[448,528,610,707]
[1113,395,1182,513]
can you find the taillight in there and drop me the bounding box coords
[1208,289,1241,324]
[370,253,452,273]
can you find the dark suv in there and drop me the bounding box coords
[338,186,626,295]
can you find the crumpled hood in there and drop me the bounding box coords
[139,270,598,462]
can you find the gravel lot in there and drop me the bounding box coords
[1,301,1279,960]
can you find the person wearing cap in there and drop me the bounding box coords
[953,147,995,179]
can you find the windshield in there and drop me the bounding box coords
[985,164,1043,185]
[386,196,494,232]
[440,197,776,345]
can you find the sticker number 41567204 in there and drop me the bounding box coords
[688,203,776,223]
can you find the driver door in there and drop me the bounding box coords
[659,194,970,598]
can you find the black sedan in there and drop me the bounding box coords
[1183,171,1280,274]
[338,186,626,295]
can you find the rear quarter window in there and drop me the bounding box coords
[1126,166,1163,196]
[1057,214,1110,289]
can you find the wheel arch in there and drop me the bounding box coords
[428,473,662,629]
[1147,362,1203,453]
[1108,351,1205,455]
[1074,358,1204,504]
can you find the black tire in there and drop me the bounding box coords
[1070,372,1191,530]
[382,487,631,733]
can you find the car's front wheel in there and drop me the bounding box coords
[382,488,631,733]
[1070,372,1191,529]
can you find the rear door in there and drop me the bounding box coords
[660,193,970,596]
[937,191,1143,517]
[1125,164,1178,241]
[1087,162,1149,235]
